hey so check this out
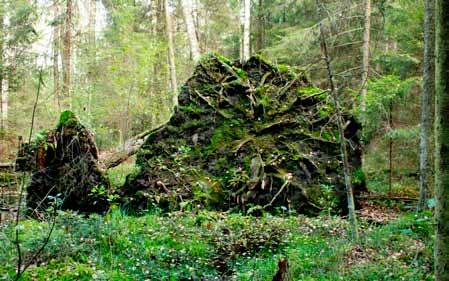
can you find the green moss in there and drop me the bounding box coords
[208,119,247,152]
[181,119,208,130]
[216,53,232,65]
[297,86,325,98]
[178,103,206,114]
[277,64,297,78]
[33,129,49,144]
[57,110,80,128]
[318,104,333,118]
[233,67,248,79]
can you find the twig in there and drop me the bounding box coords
[263,175,291,209]
[14,67,45,281]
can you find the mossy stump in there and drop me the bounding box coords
[18,111,110,215]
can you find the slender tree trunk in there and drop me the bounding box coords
[435,0,449,280]
[0,72,7,132]
[149,0,158,104]
[360,0,371,117]
[256,0,265,52]
[316,0,358,241]
[418,0,436,212]
[388,102,393,194]
[153,0,165,125]
[53,0,61,112]
[62,0,72,109]
[241,0,251,62]
[87,0,96,121]
[164,0,177,106]
[0,2,5,132]
[239,0,243,61]
[88,0,96,44]
[181,0,200,62]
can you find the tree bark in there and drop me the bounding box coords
[181,0,200,62]
[360,0,371,117]
[102,126,163,169]
[388,102,393,193]
[1,63,8,131]
[62,0,72,109]
[87,0,96,120]
[53,0,61,112]
[255,0,265,52]
[241,0,251,62]
[165,0,177,106]
[418,0,435,212]
[0,3,7,132]
[435,0,449,280]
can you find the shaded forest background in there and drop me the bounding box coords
[0,0,424,196]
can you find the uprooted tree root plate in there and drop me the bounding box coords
[17,111,110,215]
[121,54,365,214]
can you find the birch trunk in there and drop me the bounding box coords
[435,0,449,279]
[164,0,177,106]
[417,0,435,212]
[181,0,200,62]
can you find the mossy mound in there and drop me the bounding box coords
[122,54,364,214]
[18,111,110,215]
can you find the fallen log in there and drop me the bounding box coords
[101,126,164,169]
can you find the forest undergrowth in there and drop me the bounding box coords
[0,192,434,281]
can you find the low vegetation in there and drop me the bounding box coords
[0,203,434,280]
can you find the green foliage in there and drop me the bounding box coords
[317,184,338,214]
[107,161,140,189]
[352,167,367,186]
[0,210,434,280]
[375,54,421,78]
[383,0,424,55]
[362,75,417,140]
[384,126,420,140]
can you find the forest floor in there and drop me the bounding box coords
[0,163,434,280]
[0,200,434,281]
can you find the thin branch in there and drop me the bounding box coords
[14,67,45,281]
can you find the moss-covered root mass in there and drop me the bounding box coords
[122,54,364,214]
[18,111,110,215]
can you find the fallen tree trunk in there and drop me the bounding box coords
[101,126,164,169]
